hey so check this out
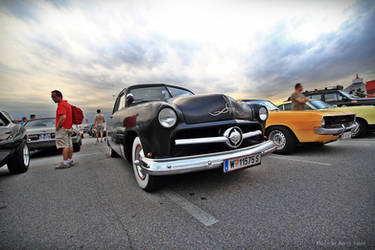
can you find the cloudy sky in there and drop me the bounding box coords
[0,0,374,121]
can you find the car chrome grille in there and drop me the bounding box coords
[323,115,356,128]
[171,123,264,157]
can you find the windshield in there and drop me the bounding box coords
[242,100,279,111]
[129,85,193,103]
[25,119,55,128]
[167,87,193,98]
[339,91,355,100]
[309,100,332,109]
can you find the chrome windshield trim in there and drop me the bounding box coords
[175,130,262,146]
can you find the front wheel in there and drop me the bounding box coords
[132,137,158,192]
[267,127,297,154]
[7,141,30,174]
[352,120,367,138]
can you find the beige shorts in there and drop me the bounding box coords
[56,129,73,149]
[96,125,104,133]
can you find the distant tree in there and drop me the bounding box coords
[355,88,366,98]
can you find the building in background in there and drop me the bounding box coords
[366,80,375,98]
[344,74,367,98]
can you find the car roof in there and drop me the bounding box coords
[239,99,272,102]
[120,83,194,95]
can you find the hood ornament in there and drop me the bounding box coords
[209,103,229,117]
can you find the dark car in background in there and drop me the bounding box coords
[0,111,30,174]
[88,124,107,138]
[25,118,82,152]
[303,86,375,107]
[107,84,276,191]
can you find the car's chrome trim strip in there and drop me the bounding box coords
[175,130,262,146]
[139,140,276,176]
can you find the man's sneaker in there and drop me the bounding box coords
[69,160,79,167]
[55,162,70,169]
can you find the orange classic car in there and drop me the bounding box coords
[238,99,358,154]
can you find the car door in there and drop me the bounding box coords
[108,91,126,156]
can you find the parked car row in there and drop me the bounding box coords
[105,83,373,192]
[2,83,374,191]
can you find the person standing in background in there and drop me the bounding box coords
[19,117,27,126]
[30,114,36,120]
[290,83,309,110]
[51,90,76,169]
[94,109,105,143]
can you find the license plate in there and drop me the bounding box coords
[340,131,352,140]
[39,133,51,140]
[224,154,261,173]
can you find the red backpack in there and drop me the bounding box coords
[71,105,84,124]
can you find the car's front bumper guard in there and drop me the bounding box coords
[315,122,358,135]
[138,140,276,176]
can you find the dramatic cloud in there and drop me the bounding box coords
[0,0,374,120]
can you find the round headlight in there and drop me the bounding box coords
[158,108,177,128]
[259,106,268,121]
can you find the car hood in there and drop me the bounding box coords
[271,109,355,117]
[350,97,375,103]
[26,127,56,134]
[170,94,252,124]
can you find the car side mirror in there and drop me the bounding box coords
[126,93,134,105]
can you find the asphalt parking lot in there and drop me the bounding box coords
[0,135,374,249]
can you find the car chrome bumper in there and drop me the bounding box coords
[315,122,358,135]
[139,140,276,176]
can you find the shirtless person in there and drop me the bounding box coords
[94,109,105,143]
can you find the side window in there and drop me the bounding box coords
[304,104,312,110]
[308,94,322,100]
[113,93,126,113]
[118,94,126,110]
[284,103,292,110]
[0,113,9,126]
[324,93,339,102]
[0,117,6,126]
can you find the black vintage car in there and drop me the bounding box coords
[0,111,30,174]
[107,84,276,191]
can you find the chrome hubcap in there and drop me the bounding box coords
[352,122,360,136]
[23,144,30,166]
[269,130,286,150]
[134,144,146,180]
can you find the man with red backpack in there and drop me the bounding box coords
[51,90,78,169]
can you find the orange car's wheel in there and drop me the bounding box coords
[267,126,296,154]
